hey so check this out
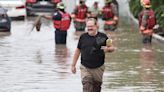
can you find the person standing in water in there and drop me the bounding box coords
[138,0,156,44]
[43,2,71,44]
[71,18,115,92]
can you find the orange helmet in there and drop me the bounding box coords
[141,0,151,8]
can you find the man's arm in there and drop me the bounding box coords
[71,48,80,74]
[71,6,78,19]
[43,12,61,20]
[42,15,53,20]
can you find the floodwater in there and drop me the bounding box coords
[0,0,164,92]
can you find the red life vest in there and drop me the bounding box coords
[102,4,114,20]
[138,9,156,29]
[75,5,88,19]
[53,11,71,31]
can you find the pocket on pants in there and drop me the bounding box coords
[80,64,92,79]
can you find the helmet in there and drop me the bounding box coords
[141,0,151,8]
[57,2,65,9]
[105,0,112,3]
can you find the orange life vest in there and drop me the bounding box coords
[53,11,71,31]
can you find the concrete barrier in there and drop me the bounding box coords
[153,33,164,43]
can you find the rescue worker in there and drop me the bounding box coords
[138,0,156,44]
[88,1,101,20]
[101,0,118,31]
[43,2,71,44]
[71,0,88,31]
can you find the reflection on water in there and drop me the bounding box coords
[53,45,70,79]
[102,16,164,91]
[34,44,72,80]
[0,32,11,38]
[139,45,157,91]
[36,50,42,64]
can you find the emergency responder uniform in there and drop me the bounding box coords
[53,2,71,44]
[138,0,156,44]
[101,0,118,31]
[71,0,88,31]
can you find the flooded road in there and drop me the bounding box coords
[0,18,81,92]
[103,18,164,91]
[0,0,164,92]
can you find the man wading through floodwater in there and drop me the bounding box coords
[71,18,115,92]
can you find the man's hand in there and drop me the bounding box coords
[71,14,75,19]
[101,46,108,52]
[71,48,80,74]
[71,65,76,74]
[42,15,52,20]
[101,46,115,53]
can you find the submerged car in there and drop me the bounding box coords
[0,0,26,20]
[0,7,11,32]
[26,0,61,16]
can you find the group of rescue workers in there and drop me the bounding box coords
[71,0,119,32]
[43,0,119,44]
[42,0,156,45]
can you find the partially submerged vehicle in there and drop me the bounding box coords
[0,7,11,32]
[26,0,61,16]
[0,0,26,20]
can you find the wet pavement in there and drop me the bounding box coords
[0,0,164,92]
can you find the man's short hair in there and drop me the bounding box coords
[86,18,97,25]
